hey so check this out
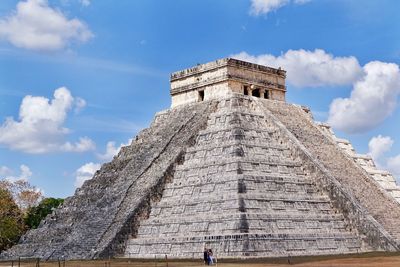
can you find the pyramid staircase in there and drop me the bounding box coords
[124,96,375,258]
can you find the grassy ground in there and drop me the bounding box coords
[2,253,400,267]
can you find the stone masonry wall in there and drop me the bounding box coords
[261,99,400,251]
[316,123,400,203]
[1,101,217,260]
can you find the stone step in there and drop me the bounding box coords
[163,182,319,197]
[169,173,311,186]
[153,191,330,208]
[128,232,361,244]
[151,202,336,218]
[176,158,303,171]
[137,226,354,239]
[151,204,341,218]
[185,140,290,155]
[125,233,363,258]
[140,212,347,226]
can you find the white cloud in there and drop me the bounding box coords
[0,0,93,51]
[17,165,32,181]
[250,0,289,16]
[0,87,95,153]
[80,0,90,7]
[74,139,131,188]
[61,137,96,152]
[328,61,400,133]
[368,135,394,164]
[2,164,32,182]
[232,49,362,87]
[74,97,86,113]
[75,162,100,187]
[249,0,311,16]
[233,49,400,133]
[97,141,120,161]
[366,135,400,180]
[97,139,132,161]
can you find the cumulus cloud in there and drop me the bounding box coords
[250,0,311,16]
[0,0,93,51]
[328,62,400,133]
[0,87,95,153]
[97,141,121,161]
[232,49,362,87]
[234,49,400,133]
[2,164,32,182]
[75,162,100,187]
[75,139,132,187]
[368,135,394,164]
[366,135,400,180]
[61,137,96,152]
[97,139,132,161]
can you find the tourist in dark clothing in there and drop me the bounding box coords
[203,247,208,264]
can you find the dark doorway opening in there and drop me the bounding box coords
[198,90,204,101]
[264,90,269,99]
[244,86,249,95]
[252,88,260,98]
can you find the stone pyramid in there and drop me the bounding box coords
[3,58,400,260]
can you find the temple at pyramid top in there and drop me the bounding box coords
[170,58,287,107]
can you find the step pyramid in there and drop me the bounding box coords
[2,58,400,260]
[125,97,367,258]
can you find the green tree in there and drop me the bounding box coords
[24,198,64,229]
[0,187,25,252]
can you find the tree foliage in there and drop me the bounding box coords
[0,179,43,212]
[24,198,64,229]
[0,187,25,252]
[0,179,63,252]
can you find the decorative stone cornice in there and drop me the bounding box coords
[170,58,286,81]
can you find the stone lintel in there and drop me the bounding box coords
[170,58,286,82]
[170,74,286,96]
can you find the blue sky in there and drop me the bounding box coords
[0,0,400,198]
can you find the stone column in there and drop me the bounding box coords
[260,89,266,99]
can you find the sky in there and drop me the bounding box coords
[0,0,400,198]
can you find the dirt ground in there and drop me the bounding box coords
[2,253,400,267]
